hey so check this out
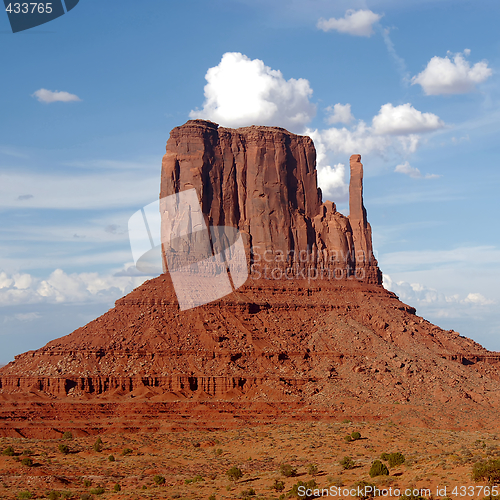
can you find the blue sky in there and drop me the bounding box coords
[1,0,500,363]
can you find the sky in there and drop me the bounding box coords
[1,0,499,364]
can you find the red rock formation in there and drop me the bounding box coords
[1,120,500,435]
[161,120,380,283]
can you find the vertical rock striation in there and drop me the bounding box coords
[161,119,381,284]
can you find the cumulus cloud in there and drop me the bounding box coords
[395,161,440,180]
[383,274,496,309]
[189,52,316,131]
[325,103,354,124]
[0,268,151,307]
[313,102,444,161]
[32,88,81,103]
[317,9,382,37]
[372,103,444,135]
[411,50,492,95]
[306,128,348,202]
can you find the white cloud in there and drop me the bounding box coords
[325,103,354,124]
[306,128,348,202]
[32,89,81,103]
[317,9,382,37]
[372,103,444,135]
[0,267,151,307]
[189,52,316,131]
[411,50,492,95]
[395,161,440,180]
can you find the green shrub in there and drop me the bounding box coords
[121,447,132,456]
[353,481,376,500]
[46,492,61,500]
[380,452,390,461]
[17,492,33,500]
[80,494,93,500]
[2,446,15,456]
[153,475,166,485]
[185,474,204,484]
[108,455,115,462]
[288,480,317,499]
[62,431,73,440]
[280,463,297,477]
[307,464,318,476]
[58,444,70,455]
[472,459,500,484]
[215,448,223,456]
[388,452,405,467]
[113,484,121,492]
[351,431,361,441]
[92,437,103,453]
[340,456,355,470]
[241,488,256,498]
[227,466,243,482]
[22,449,32,455]
[208,495,216,500]
[89,487,105,495]
[344,435,353,442]
[83,479,92,487]
[369,460,389,477]
[21,457,34,467]
[273,480,285,491]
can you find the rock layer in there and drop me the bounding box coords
[161,120,381,283]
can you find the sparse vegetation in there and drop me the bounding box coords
[2,446,15,456]
[240,488,256,498]
[369,459,389,477]
[92,437,103,453]
[351,431,361,441]
[353,481,376,500]
[388,452,405,467]
[307,463,318,475]
[17,492,33,499]
[154,475,166,485]
[340,456,355,470]
[89,486,105,495]
[288,480,317,499]
[121,447,132,456]
[58,444,70,455]
[113,484,121,492]
[108,455,115,462]
[472,459,500,484]
[280,463,297,477]
[273,479,285,491]
[227,466,243,482]
[21,457,34,467]
[62,431,73,440]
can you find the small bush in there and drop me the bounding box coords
[58,444,70,455]
[80,495,93,500]
[273,480,285,491]
[83,479,92,487]
[241,488,256,498]
[17,492,33,500]
[472,459,500,483]
[108,455,115,462]
[21,457,34,467]
[62,431,73,440]
[2,446,15,456]
[380,452,390,461]
[92,437,103,453]
[353,481,376,500]
[388,452,405,467]
[215,448,223,456]
[340,456,355,470]
[289,480,317,499]
[227,466,243,482]
[121,447,132,456]
[344,435,353,442]
[351,431,361,440]
[89,487,105,495]
[280,463,297,477]
[185,474,204,484]
[113,484,121,492]
[46,492,61,500]
[208,495,216,500]
[22,449,32,455]
[369,460,389,478]
[153,475,166,485]
[307,464,318,476]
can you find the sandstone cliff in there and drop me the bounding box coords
[161,120,381,284]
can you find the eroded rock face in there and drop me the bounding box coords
[161,120,381,284]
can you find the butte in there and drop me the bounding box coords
[1,119,500,437]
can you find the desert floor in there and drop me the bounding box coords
[0,419,498,500]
